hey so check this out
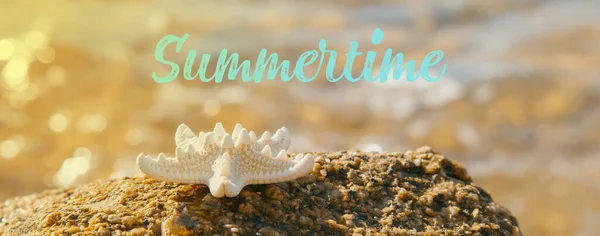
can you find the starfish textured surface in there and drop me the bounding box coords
[136,123,315,197]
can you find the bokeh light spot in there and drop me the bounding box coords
[2,59,29,81]
[126,129,144,146]
[25,30,49,49]
[0,39,15,61]
[48,112,70,133]
[0,139,21,159]
[203,100,221,116]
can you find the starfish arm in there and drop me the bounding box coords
[137,153,192,183]
[208,174,246,198]
[208,152,248,197]
[256,127,291,154]
[137,140,221,184]
[237,146,314,185]
[247,153,314,185]
[270,127,291,152]
[174,123,198,149]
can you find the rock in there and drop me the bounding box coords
[0,148,522,235]
[122,216,139,229]
[128,228,147,236]
[298,216,313,227]
[64,226,80,235]
[258,226,284,236]
[161,215,193,236]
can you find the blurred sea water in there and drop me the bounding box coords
[0,0,599,235]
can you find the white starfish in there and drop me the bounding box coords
[136,123,315,198]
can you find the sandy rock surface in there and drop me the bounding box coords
[0,147,521,235]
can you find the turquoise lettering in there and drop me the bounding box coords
[318,39,344,82]
[420,50,446,82]
[343,41,363,82]
[152,34,188,83]
[295,50,319,82]
[255,50,293,83]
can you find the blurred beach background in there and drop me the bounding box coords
[1,0,599,235]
